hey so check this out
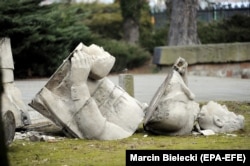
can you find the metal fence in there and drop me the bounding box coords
[198,8,250,22]
[152,8,250,28]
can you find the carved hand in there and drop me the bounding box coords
[70,50,93,108]
[189,92,196,100]
[70,50,91,86]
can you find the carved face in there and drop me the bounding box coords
[173,57,188,76]
[198,101,244,133]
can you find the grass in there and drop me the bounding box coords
[7,101,250,166]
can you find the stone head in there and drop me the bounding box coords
[198,101,244,133]
[173,57,188,76]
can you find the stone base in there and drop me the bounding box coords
[158,62,250,79]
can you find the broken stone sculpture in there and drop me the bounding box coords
[143,57,244,135]
[143,57,200,135]
[0,38,31,145]
[29,43,145,140]
[198,101,244,133]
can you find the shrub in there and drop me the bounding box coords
[97,39,151,73]
[198,14,250,44]
[0,0,92,77]
[198,21,225,43]
[84,3,123,40]
[140,24,169,53]
[0,1,152,78]
[222,15,250,42]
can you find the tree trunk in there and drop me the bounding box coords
[167,0,200,46]
[120,0,144,44]
[123,18,139,44]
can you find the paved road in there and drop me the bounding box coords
[15,74,250,123]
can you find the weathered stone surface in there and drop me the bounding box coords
[153,42,250,65]
[144,57,245,135]
[0,38,14,83]
[1,69,14,83]
[77,43,116,80]
[144,57,200,135]
[0,38,14,69]
[198,101,244,133]
[187,62,250,78]
[30,43,145,140]
[2,84,31,127]
[0,38,31,130]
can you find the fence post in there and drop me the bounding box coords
[119,74,134,97]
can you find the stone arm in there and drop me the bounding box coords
[70,50,91,109]
[181,82,195,100]
[69,51,131,140]
[171,71,195,100]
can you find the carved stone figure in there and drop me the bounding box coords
[29,43,145,140]
[144,57,200,135]
[0,38,31,145]
[198,101,244,133]
[144,57,244,135]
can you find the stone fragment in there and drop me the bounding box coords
[144,57,245,136]
[1,38,31,145]
[30,43,145,140]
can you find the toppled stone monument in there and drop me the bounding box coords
[144,57,244,135]
[198,101,244,133]
[0,38,31,145]
[29,43,145,140]
[143,57,200,135]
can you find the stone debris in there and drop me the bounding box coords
[199,130,216,136]
[14,131,64,142]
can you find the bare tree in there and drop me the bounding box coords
[119,0,145,44]
[167,0,200,46]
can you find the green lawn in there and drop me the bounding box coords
[7,101,250,166]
